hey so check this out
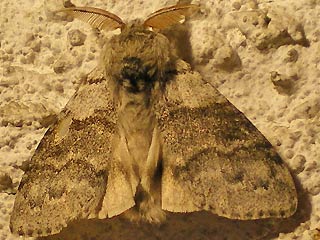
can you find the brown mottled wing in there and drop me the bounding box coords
[144,4,199,30]
[159,61,297,220]
[60,7,125,31]
[10,70,132,237]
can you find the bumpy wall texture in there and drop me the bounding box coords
[0,0,319,240]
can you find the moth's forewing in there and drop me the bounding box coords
[159,61,297,219]
[10,72,117,237]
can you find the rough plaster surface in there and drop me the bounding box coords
[0,0,319,239]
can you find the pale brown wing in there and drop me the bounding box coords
[144,4,199,29]
[61,7,125,31]
[9,69,133,237]
[158,61,297,220]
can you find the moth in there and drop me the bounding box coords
[10,4,297,237]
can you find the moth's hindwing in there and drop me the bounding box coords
[159,61,297,220]
[10,71,117,237]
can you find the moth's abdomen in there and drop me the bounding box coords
[113,91,164,223]
[117,99,156,169]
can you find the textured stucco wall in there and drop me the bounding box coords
[0,0,319,239]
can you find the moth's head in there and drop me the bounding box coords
[117,19,155,44]
[109,26,165,94]
[60,4,198,93]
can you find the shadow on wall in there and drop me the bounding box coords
[38,179,311,240]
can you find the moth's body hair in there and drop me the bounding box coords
[116,95,163,221]
[103,23,174,89]
[101,23,173,222]
[118,97,155,174]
